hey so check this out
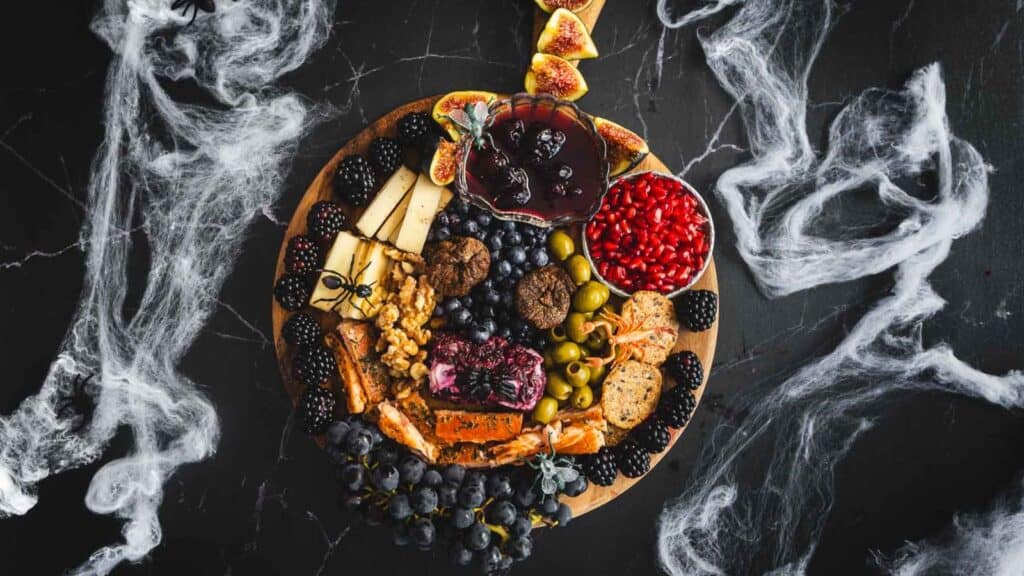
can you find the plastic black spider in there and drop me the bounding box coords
[55,373,98,433]
[172,0,216,25]
[311,262,377,318]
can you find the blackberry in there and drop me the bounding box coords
[306,201,346,242]
[680,289,718,332]
[284,235,322,276]
[616,440,650,478]
[282,313,321,347]
[300,385,336,435]
[294,343,336,387]
[583,446,617,486]
[274,274,310,311]
[334,155,376,206]
[397,112,436,147]
[659,385,697,428]
[369,137,403,175]
[664,351,704,391]
[635,417,671,454]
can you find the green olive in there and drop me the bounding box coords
[586,328,607,350]
[565,254,592,286]
[548,230,575,261]
[532,397,560,424]
[573,281,611,313]
[570,385,594,409]
[565,312,590,344]
[543,349,555,369]
[551,341,581,364]
[588,363,607,386]
[546,372,573,400]
[565,361,591,387]
[548,325,568,343]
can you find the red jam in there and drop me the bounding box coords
[459,95,607,226]
[585,172,711,294]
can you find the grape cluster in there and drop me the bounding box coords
[326,416,584,574]
[428,197,551,347]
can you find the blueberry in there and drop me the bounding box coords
[398,455,426,484]
[435,226,451,241]
[486,500,517,526]
[511,267,525,280]
[482,319,497,335]
[462,220,479,235]
[502,220,517,233]
[411,486,438,515]
[436,212,451,227]
[453,199,470,215]
[450,541,474,566]
[325,421,350,446]
[509,536,533,560]
[438,482,459,508]
[460,295,474,308]
[475,212,492,227]
[485,474,513,498]
[371,464,400,491]
[540,496,559,516]
[452,308,472,326]
[443,465,466,485]
[464,522,491,551]
[563,475,588,497]
[507,247,527,265]
[459,483,486,508]
[444,298,462,312]
[371,445,398,466]
[484,289,501,306]
[554,503,573,526]
[530,249,550,267]
[410,517,435,549]
[486,235,503,252]
[339,462,364,492]
[389,494,413,520]
[477,304,496,318]
[507,231,523,246]
[497,326,513,339]
[344,429,373,457]
[510,515,533,538]
[451,506,475,529]
[495,260,513,277]
[422,469,443,487]
[469,323,491,344]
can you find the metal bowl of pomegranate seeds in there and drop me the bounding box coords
[582,170,715,298]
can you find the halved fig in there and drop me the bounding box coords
[594,117,649,176]
[524,53,589,102]
[535,0,593,13]
[537,8,598,60]
[426,137,458,186]
[432,91,498,140]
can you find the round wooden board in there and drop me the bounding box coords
[271,96,719,518]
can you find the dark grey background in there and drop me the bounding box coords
[2,0,1022,574]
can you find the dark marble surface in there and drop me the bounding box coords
[2,0,1022,574]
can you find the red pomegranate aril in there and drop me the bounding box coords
[585,172,711,295]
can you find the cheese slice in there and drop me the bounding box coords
[355,166,416,238]
[393,174,445,254]
[437,187,455,213]
[309,231,360,313]
[376,187,415,242]
[340,240,390,319]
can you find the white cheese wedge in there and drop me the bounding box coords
[437,187,454,213]
[341,240,390,319]
[393,174,445,254]
[309,231,360,313]
[355,166,416,238]
[376,187,415,242]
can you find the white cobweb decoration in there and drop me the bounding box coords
[0,0,333,574]
[654,0,1024,574]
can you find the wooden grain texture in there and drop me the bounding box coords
[271,95,718,519]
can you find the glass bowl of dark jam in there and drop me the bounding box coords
[454,93,609,228]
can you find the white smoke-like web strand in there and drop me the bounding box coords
[0,0,333,574]
[654,0,1024,574]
